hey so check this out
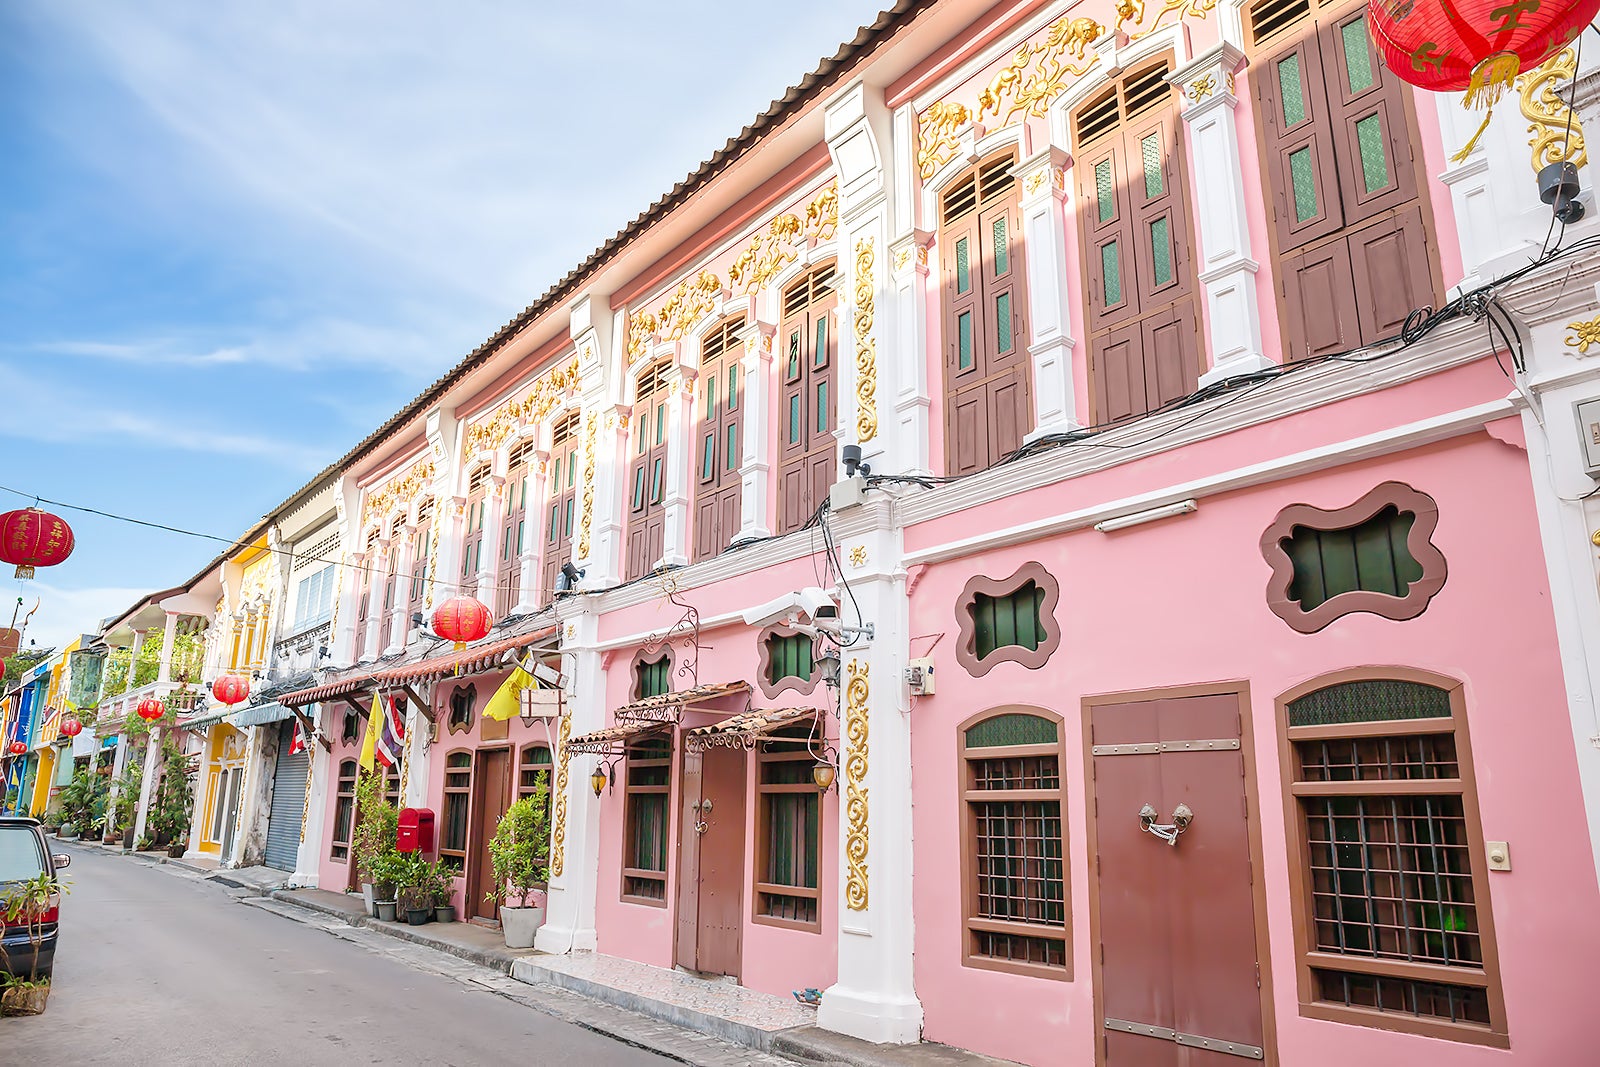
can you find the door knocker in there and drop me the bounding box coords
[693,797,712,835]
[1138,802,1194,846]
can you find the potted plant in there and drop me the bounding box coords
[349,771,399,916]
[1,871,67,1016]
[146,740,195,854]
[428,861,457,923]
[486,781,550,949]
[366,849,405,922]
[395,853,434,925]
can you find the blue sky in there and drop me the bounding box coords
[0,0,884,651]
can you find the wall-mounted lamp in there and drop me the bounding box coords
[841,443,871,479]
[410,612,426,629]
[557,562,585,594]
[590,763,608,797]
[1092,499,1198,533]
[817,647,841,690]
[812,760,837,792]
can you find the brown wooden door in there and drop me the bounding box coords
[1091,693,1266,1064]
[468,748,513,921]
[674,747,746,978]
[627,363,671,580]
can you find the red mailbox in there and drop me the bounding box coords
[396,807,435,855]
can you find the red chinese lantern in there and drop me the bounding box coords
[432,596,492,650]
[0,508,75,579]
[136,697,166,722]
[8,741,24,756]
[1368,0,1600,157]
[212,674,250,706]
[59,716,82,738]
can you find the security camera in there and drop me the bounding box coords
[741,587,838,629]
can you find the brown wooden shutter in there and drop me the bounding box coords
[627,363,671,580]
[540,414,579,605]
[693,318,744,561]
[777,265,837,535]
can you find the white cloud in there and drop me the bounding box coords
[4,582,148,655]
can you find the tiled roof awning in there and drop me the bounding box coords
[613,680,752,725]
[280,624,558,707]
[685,707,819,753]
[565,721,670,757]
[229,702,296,728]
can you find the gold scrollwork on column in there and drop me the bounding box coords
[1520,47,1587,171]
[844,658,870,911]
[551,712,573,878]
[853,238,878,444]
[299,752,314,844]
[576,412,597,561]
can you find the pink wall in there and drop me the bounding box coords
[316,721,358,894]
[905,430,1597,1065]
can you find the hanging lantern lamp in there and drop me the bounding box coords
[0,508,75,579]
[432,596,492,651]
[59,716,83,738]
[212,674,250,707]
[1367,0,1600,159]
[136,697,166,722]
[9,740,26,756]
[591,764,608,797]
[812,761,837,791]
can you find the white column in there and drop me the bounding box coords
[535,609,603,954]
[1017,148,1083,439]
[1170,44,1271,386]
[817,501,920,1043]
[516,455,546,614]
[155,611,180,684]
[736,320,775,540]
[384,527,417,654]
[292,706,332,887]
[476,474,506,605]
[657,358,695,570]
[332,551,366,666]
[360,539,389,663]
[887,233,932,474]
[432,498,466,606]
[403,702,430,808]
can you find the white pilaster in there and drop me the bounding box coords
[1018,148,1083,440]
[737,320,776,540]
[360,539,389,663]
[333,550,366,667]
[518,452,548,613]
[572,296,622,588]
[535,608,603,954]
[657,354,695,570]
[156,611,180,684]
[476,474,506,605]
[291,705,332,887]
[385,527,417,655]
[1171,44,1271,386]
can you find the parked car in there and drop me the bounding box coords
[0,817,68,980]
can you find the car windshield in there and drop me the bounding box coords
[0,827,46,882]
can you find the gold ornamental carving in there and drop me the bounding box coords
[364,456,436,529]
[1187,72,1217,102]
[627,310,659,363]
[803,182,839,244]
[853,238,879,443]
[1519,47,1587,171]
[464,355,582,463]
[844,658,870,912]
[299,756,314,843]
[916,101,971,180]
[657,270,722,341]
[722,181,841,299]
[848,545,867,567]
[1566,316,1600,354]
[550,712,573,878]
[1117,0,1220,40]
[576,411,597,560]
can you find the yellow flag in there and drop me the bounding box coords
[358,700,382,772]
[484,658,537,721]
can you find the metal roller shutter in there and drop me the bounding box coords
[264,719,309,872]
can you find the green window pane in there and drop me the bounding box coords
[548,504,557,544]
[632,466,645,509]
[1343,16,1374,93]
[564,498,574,536]
[1279,54,1305,127]
[1289,147,1318,222]
[1141,133,1164,199]
[705,375,716,421]
[1286,680,1452,728]
[965,712,1059,748]
[1150,217,1172,286]
[1101,241,1121,306]
[651,457,663,503]
[996,292,1012,354]
[957,311,973,370]
[636,412,647,453]
[972,582,1045,659]
[726,423,739,470]
[992,215,1009,275]
[789,394,801,444]
[788,331,800,378]
[517,520,524,554]
[816,380,829,432]
[727,366,739,410]
[815,315,828,367]
[702,433,715,479]
[1285,505,1419,610]
[1356,114,1390,194]
[1095,158,1114,222]
[567,454,575,487]
[956,236,971,294]
[655,403,665,445]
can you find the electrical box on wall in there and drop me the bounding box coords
[1576,396,1600,477]
[906,658,935,696]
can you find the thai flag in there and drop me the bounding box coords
[374,695,406,769]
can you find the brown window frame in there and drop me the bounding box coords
[330,758,358,861]
[626,361,673,580]
[354,528,378,661]
[460,465,490,586]
[633,649,673,701]
[756,624,819,699]
[496,440,535,618]
[381,516,403,622]
[440,749,472,873]
[518,742,554,833]
[1261,481,1447,634]
[777,262,838,535]
[541,411,582,608]
[954,561,1062,677]
[694,316,746,562]
[446,683,476,736]
[1276,668,1507,1047]
[405,498,434,622]
[958,708,1071,980]
[621,734,673,906]
[753,730,822,931]
[939,148,1032,476]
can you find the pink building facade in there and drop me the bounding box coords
[276,1,1600,1063]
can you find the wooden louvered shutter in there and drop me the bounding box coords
[1255,23,1344,250]
[694,320,744,562]
[541,415,579,605]
[627,364,670,581]
[777,266,837,535]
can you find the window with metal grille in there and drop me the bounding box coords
[627,361,673,580]
[330,759,357,861]
[634,653,671,700]
[777,264,838,535]
[440,751,471,872]
[542,411,582,607]
[756,731,821,928]
[696,315,745,561]
[962,711,1068,978]
[622,736,671,903]
[1247,0,1436,362]
[939,149,1030,477]
[1282,675,1504,1043]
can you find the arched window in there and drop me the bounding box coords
[497,439,536,617]
[960,710,1068,978]
[695,316,746,561]
[440,751,473,872]
[1278,671,1504,1042]
[778,263,837,534]
[626,361,673,580]
[1075,56,1201,424]
[330,759,358,860]
[541,412,582,606]
[1246,0,1437,361]
[940,149,1030,475]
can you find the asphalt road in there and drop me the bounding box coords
[2,846,672,1066]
